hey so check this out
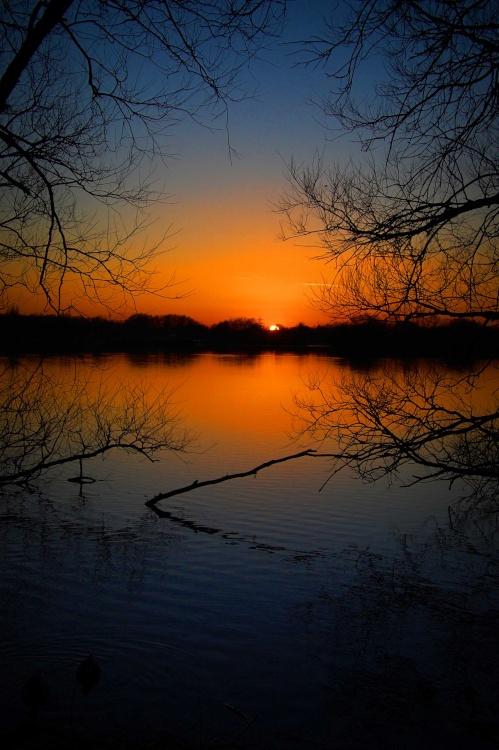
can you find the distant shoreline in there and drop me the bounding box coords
[2,312,499,361]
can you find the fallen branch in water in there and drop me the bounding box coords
[145,449,320,508]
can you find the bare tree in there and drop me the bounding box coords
[0,0,285,313]
[273,1,499,500]
[280,0,499,323]
[0,357,190,486]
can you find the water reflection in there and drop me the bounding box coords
[3,486,498,748]
[293,507,499,748]
[0,356,189,486]
[0,353,498,748]
[294,358,499,503]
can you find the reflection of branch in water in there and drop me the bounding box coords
[147,501,321,558]
[146,450,338,559]
[293,361,499,503]
[148,505,221,535]
[0,358,190,487]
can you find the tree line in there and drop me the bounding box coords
[2,311,499,359]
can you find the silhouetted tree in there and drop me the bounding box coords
[282,1,499,500]
[281,0,498,323]
[123,312,207,345]
[0,0,285,313]
[211,317,265,345]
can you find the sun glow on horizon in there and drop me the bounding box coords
[269,324,280,331]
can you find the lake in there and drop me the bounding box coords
[1,352,498,749]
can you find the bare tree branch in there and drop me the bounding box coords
[145,449,319,507]
[280,0,499,324]
[0,0,286,312]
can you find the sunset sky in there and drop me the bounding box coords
[21,0,368,328]
[133,0,339,328]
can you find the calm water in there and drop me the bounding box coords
[1,352,498,749]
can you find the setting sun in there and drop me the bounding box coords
[269,324,280,331]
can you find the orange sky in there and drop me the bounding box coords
[15,190,331,328]
[138,179,331,327]
[16,96,334,327]
[10,1,344,328]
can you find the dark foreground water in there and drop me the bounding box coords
[1,353,498,749]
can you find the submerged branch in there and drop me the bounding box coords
[145,449,328,507]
